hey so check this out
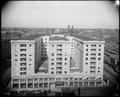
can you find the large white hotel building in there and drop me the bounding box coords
[10,26,105,92]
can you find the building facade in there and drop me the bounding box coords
[11,31,106,92]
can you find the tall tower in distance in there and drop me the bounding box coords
[67,25,73,36]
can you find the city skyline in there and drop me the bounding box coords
[2,1,119,29]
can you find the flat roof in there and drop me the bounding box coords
[49,36,68,41]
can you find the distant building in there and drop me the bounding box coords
[1,39,11,60]
[104,49,119,72]
[10,26,106,92]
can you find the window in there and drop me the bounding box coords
[90,71,95,73]
[56,58,62,61]
[86,44,88,47]
[90,77,95,80]
[56,67,62,70]
[57,54,62,56]
[99,45,101,47]
[28,83,33,88]
[63,77,68,80]
[52,44,54,47]
[51,71,54,74]
[86,63,88,65]
[20,63,26,66]
[91,44,96,47]
[57,49,62,51]
[90,66,96,69]
[98,67,100,69]
[51,63,54,65]
[99,49,101,51]
[64,63,67,65]
[98,53,101,56]
[20,58,26,61]
[20,49,26,51]
[51,53,54,56]
[64,71,67,74]
[13,84,19,89]
[57,44,62,47]
[51,68,54,70]
[56,62,62,65]
[39,78,43,81]
[86,49,88,51]
[20,72,26,75]
[34,83,38,88]
[29,55,32,56]
[51,59,54,61]
[86,58,88,60]
[13,79,19,82]
[65,58,67,60]
[15,55,18,56]
[86,53,88,56]
[20,44,26,47]
[44,78,48,81]
[90,62,96,65]
[91,53,96,56]
[91,49,96,51]
[98,57,101,60]
[56,71,62,74]
[91,57,96,60]
[15,59,18,61]
[29,44,32,47]
[20,67,26,71]
[74,78,78,80]
[29,59,32,61]
[98,70,100,73]
[20,54,26,56]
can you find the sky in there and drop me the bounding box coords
[1,1,119,28]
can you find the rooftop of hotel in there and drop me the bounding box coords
[49,36,68,41]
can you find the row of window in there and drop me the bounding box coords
[20,63,31,66]
[51,44,62,47]
[86,62,96,65]
[51,62,67,66]
[51,53,62,56]
[20,72,26,75]
[20,67,27,71]
[86,44,101,47]
[13,76,102,84]
[86,53,101,56]
[15,54,32,57]
[86,49,101,51]
[15,58,32,61]
[20,44,32,47]
[51,71,67,74]
[51,58,67,61]
[13,80,103,89]
[85,57,101,60]
[90,70,101,73]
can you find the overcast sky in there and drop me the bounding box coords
[1,1,119,28]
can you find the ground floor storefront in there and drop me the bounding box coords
[11,75,109,92]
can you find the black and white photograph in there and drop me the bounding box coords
[1,0,119,96]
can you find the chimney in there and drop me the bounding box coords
[71,25,74,30]
[68,25,70,30]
